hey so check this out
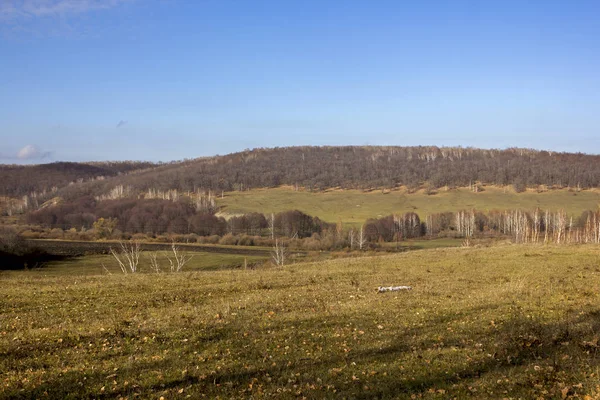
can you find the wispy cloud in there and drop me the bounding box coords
[116,120,128,128]
[16,144,52,160]
[1,0,131,20]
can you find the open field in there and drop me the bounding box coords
[218,186,600,225]
[380,238,465,250]
[33,252,268,276]
[26,239,271,257]
[2,244,600,398]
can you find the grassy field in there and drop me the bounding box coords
[218,186,600,225]
[2,244,600,399]
[380,237,465,250]
[32,251,268,276]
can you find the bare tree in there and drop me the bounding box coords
[357,225,367,250]
[166,241,193,272]
[544,209,550,243]
[148,252,161,274]
[268,213,275,240]
[271,238,288,267]
[109,240,141,274]
[348,228,355,249]
[532,208,541,243]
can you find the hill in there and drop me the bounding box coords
[55,146,600,201]
[0,161,155,197]
[3,146,600,202]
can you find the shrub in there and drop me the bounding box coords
[219,233,238,246]
[132,233,149,242]
[237,235,255,246]
[48,228,64,239]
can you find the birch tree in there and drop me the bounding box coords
[268,213,275,240]
[166,241,193,272]
[271,238,288,267]
[110,240,141,274]
[357,225,367,250]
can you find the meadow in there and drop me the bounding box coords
[2,244,600,399]
[218,186,600,225]
[36,251,268,276]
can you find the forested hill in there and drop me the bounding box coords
[3,146,600,200]
[55,146,600,200]
[0,161,155,197]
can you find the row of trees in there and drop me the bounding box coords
[26,197,332,238]
[363,209,600,245]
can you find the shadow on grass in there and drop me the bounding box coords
[0,249,69,270]
[4,308,600,399]
[201,307,600,398]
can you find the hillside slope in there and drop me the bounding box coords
[0,161,155,197]
[45,146,600,201]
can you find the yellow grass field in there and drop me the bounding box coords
[218,186,600,225]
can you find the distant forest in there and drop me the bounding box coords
[4,146,599,201]
[0,161,154,197]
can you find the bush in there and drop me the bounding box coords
[513,181,527,193]
[47,228,64,239]
[64,228,80,240]
[132,233,149,242]
[237,235,255,246]
[0,227,29,255]
[219,233,238,246]
[19,229,42,239]
[0,227,59,270]
[197,235,220,244]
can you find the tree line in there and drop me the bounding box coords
[363,208,600,245]
[26,197,332,238]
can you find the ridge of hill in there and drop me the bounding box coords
[0,161,156,197]
[3,146,600,202]
[57,146,600,200]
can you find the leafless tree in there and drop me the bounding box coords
[268,213,275,240]
[109,240,141,274]
[166,241,193,272]
[148,252,161,273]
[532,208,541,243]
[348,228,356,249]
[357,225,367,250]
[271,238,288,267]
[554,210,567,244]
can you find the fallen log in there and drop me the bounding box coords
[378,286,412,293]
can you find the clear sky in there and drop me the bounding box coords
[1,0,599,163]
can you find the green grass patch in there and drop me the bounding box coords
[20,251,267,276]
[218,186,600,225]
[2,244,600,398]
[379,237,464,250]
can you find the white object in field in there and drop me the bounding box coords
[378,286,412,293]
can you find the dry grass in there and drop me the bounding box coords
[2,244,600,398]
[218,186,600,225]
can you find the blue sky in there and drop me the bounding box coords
[1,0,599,163]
